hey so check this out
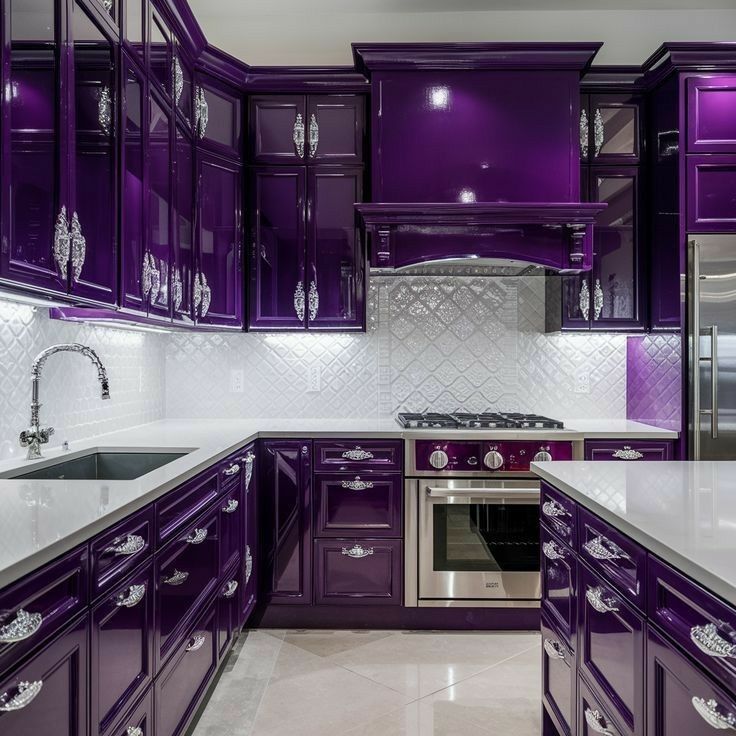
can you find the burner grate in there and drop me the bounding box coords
[396,412,564,430]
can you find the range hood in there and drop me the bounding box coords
[353,42,606,273]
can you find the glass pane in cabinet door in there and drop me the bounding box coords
[6,0,66,290]
[592,101,639,160]
[125,0,144,61]
[150,13,170,99]
[561,274,591,329]
[71,1,116,301]
[173,126,193,321]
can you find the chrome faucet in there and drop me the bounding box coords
[19,343,110,460]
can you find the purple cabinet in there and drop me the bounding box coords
[313,538,402,605]
[687,75,736,153]
[249,96,306,164]
[0,614,88,736]
[584,439,675,462]
[195,76,242,157]
[687,155,736,232]
[541,524,577,648]
[261,440,312,604]
[581,93,641,164]
[216,558,241,659]
[541,611,575,736]
[239,445,258,625]
[155,469,219,545]
[313,439,403,473]
[306,96,364,164]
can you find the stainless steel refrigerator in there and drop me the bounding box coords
[689,236,736,460]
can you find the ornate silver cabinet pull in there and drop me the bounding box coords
[163,569,189,586]
[222,580,238,598]
[186,634,206,652]
[0,609,43,643]
[200,272,211,318]
[308,281,319,321]
[172,267,183,311]
[584,707,615,735]
[691,623,736,659]
[244,451,255,492]
[193,271,202,312]
[294,280,305,321]
[308,113,319,157]
[142,253,153,299]
[53,206,71,279]
[185,528,208,545]
[126,727,143,736]
[116,584,146,608]
[98,86,112,136]
[341,476,374,491]
[594,108,605,157]
[586,586,620,614]
[341,447,374,461]
[222,498,239,514]
[245,545,253,584]
[583,536,629,562]
[342,544,374,559]
[542,500,569,519]
[0,680,43,712]
[692,697,736,730]
[223,463,240,477]
[612,446,644,461]
[293,113,305,158]
[542,540,566,561]
[543,638,565,660]
[195,86,208,138]
[172,56,184,105]
[593,278,604,320]
[580,108,589,158]
[106,534,145,556]
[579,279,590,321]
[101,0,113,14]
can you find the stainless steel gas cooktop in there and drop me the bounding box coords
[397,412,564,430]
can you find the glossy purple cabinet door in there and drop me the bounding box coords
[307,167,365,330]
[0,615,88,736]
[306,96,364,164]
[195,151,243,328]
[91,561,154,736]
[197,77,242,157]
[249,167,307,330]
[687,75,736,153]
[173,123,194,323]
[249,95,307,163]
[687,155,736,232]
[584,439,674,462]
[261,440,312,604]
[541,611,575,736]
[541,524,577,648]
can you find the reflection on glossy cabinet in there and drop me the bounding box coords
[581,93,641,164]
[687,75,736,153]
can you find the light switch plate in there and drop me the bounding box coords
[230,368,244,393]
[307,365,321,393]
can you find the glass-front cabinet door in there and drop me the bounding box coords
[173,123,193,323]
[581,94,641,164]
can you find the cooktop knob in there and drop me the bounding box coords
[534,447,552,463]
[429,449,449,469]
[483,450,504,470]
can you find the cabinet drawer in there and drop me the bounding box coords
[578,673,628,736]
[584,439,674,461]
[541,524,577,649]
[579,563,645,736]
[104,686,153,736]
[217,557,241,660]
[648,625,736,736]
[220,482,243,571]
[541,483,576,548]
[0,545,88,678]
[156,470,219,545]
[315,473,402,537]
[542,610,575,736]
[91,561,154,736]
[314,539,402,605]
[0,614,88,736]
[155,599,218,736]
[687,75,736,153]
[649,555,736,696]
[313,440,403,472]
[579,507,646,610]
[90,506,154,600]
[155,506,220,667]
[687,155,736,232]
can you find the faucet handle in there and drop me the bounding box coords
[39,427,55,444]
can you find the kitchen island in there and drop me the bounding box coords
[532,460,736,736]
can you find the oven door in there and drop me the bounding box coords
[418,478,541,604]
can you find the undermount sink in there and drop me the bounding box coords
[10,451,188,481]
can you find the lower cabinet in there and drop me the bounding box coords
[217,557,242,659]
[578,672,628,736]
[541,610,576,736]
[105,687,154,736]
[583,439,675,461]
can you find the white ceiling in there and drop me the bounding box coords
[187,1,736,66]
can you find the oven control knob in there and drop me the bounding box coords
[483,450,504,470]
[534,447,552,463]
[429,450,449,470]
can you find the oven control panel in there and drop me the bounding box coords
[414,440,573,472]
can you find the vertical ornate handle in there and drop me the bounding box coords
[193,271,202,312]
[70,212,86,282]
[142,253,153,300]
[53,206,70,279]
[172,56,183,105]
[294,280,305,321]
[293,113,305,158]
[308,281,319,321]
[579,279,590,321]
[172,267,183,311]
[98,86,112,136]
[594,108,605,157]
[309,113,319,157]
[244,451,255,492]
[245,545,253,584]
[195,86,208,138]
[593,279,604,320]
[149,255,161,305]
[580,108,589,158]
[200,272,211,318]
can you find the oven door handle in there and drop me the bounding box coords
[426,486,540,500]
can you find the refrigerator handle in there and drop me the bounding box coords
[710,325,719,439]
[691,240,701,459]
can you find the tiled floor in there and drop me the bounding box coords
[191,629,541,736]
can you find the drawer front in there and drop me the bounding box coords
[578,673,628,736]
[579,507,646,610]
[156,470,219,545]
[155,507,220,666]
[687,75,736,153]
[315,473,402,537]
[220,482,243,571]
[313,440,403,473]
[0,545,88,678]
[155,599,218,736]
[105,686,153,736]
[579,563,645,736]
[91,561,154,736]
[217,558,241,660]
[0,614,88,736]
[541,483,576,548]
[687,155,736,232]
[648,626,736,736]
[584,440,674,461]
[91,506,154,600]
[314,538,402,605]
[541,524,577,649]
[649,555,736,695]
[542,610,575,736]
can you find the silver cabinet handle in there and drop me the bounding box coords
[593,278,603,320]
[308,113,319,157]
[583,535,629,562]
[106,534,145,556]
[142,253,153,299]
[341,447,374,461]
[691,623,736,659]
[172,266,183,311]
[101,0,113,14]
[126,727,143,736]
[294,280,305,321]
[244,451,255,492]
[193,270,202,311]
[172,56,183,105]
[222,498,239,514]
[586,586,619,614]
[186,634,206,652]
[194,86,208,138]
[222,580,238,598]
[223,463,241,477]
[98,86,112,136]
[116,584,146,608]
[543,638,565,660]
[341,476,373,491]
[145,252,161,305]
[542,500,569,519]
[612,446,644,460]
[308,280,319,321]
[0,680,43,712]
[593,108,605,157]
[585,707,615,735]
[186,528,208,545]
[293,113,305,158]
[579,279,590,321]
[542,540,566,561]
[0,609,43,644]
[580,107,589,158]
[245,545,253,584]
[163,569,189,586]
[200,272,211,318]
[53,206,70,279]
[692,697,736,730]
[341,544,374,559]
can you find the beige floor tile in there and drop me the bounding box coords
[281,629,395,657]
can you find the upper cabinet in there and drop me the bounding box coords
[196,76,243,157]
[687,75,736,153]
[580,93,642,164]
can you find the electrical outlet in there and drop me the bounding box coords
[230,368,244,393]
[574,368,591,394]
[308,365,321,393]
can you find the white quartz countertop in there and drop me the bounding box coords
[0,417,676,589]
[532,461,736,607]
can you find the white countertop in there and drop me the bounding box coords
[532,461,736,607]
[0,417,676,589]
